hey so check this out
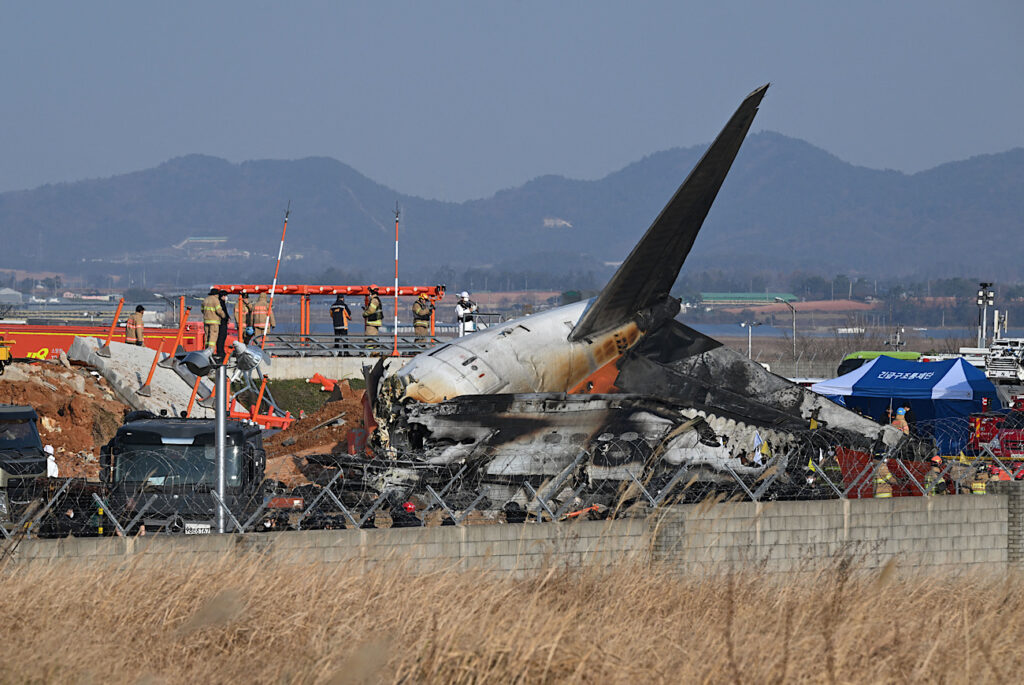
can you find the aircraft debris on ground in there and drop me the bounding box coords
[344,84,910,515]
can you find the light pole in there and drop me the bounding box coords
[739,321,762,358]
[153,292,178,326]
[977,283,994,347]
[774,297,796,360]
[182,348,227,533]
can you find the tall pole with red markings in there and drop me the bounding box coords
[261,202,289,351]
[392,203,400,356]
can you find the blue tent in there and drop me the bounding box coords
[810,356,1000,454]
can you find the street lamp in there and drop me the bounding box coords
[739,321,762,358]
[152,292,178,326]
[182,348,227,534]
[977,282,994,347]
[774,297,796,360]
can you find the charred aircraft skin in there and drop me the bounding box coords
[363,84,916,513]
[396,300,645,402]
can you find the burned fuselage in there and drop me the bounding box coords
[357,84,914,514]
[379,391,799,506]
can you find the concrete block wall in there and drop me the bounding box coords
[8,492,1018,574]
[651,495,1008,575]
[11,517,651,572]
[265,356,409,380]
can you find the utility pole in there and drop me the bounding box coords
[740,321,762,358]
[775,297,796,360]
[977,282,994,347]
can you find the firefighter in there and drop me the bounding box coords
[215,289,231,359]
[240,293,255,344]
[329,294,352,352]
[362,285,384,351]
[874,461,893,498]
[412,293,433,344]
[125,305,145,346]
[252,292,276,340]
[202,288,225,351]
[925,455,948,495]
[390,501,422,528]
[455,291,478,337]
[891,407,910,434]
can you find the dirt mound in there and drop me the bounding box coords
[263,381,366,488]
[0,361,128,479]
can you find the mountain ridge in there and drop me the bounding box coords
[3,132,1023,280]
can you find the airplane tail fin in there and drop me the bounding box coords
[569,84,768,342]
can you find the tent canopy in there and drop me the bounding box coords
[810,356,997,401]
[811,356,1001,455]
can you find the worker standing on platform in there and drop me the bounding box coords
[362,285,384,352]
[412,293,433,344]
[215,289,231,359]
[455,291,478,337]
[125,305,145,346]
[240,293,254,344]
[252,292,276,342]
[202,288,225,351]
[330,294,352,352]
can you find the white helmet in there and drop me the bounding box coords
[459,291,469,299]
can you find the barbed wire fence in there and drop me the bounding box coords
[1,414,1017,545]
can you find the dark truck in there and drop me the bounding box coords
[0,405,47,523]
[97,414,277,534]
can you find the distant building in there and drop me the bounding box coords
[700,292,796,307]
[0,287,23,305]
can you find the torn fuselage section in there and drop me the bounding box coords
[373,391,824,511]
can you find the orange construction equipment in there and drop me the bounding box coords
[185,377,202,418]
[96,298,125,358]
[136,340,166,397]
[307,373,339,393]
[158,306,192,368]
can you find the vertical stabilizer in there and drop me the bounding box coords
[569,84,768,342]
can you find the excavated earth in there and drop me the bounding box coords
[1,359,365,487]
[263,381,366,488]
[0,360,127,479]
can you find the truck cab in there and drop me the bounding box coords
[0,405,47,522]
[99,416,267,534]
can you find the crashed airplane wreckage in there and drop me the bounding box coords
[350,84,908,514]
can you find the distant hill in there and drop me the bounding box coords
[2,132,1023,280]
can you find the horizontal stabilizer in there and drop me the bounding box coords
[569,84,768,342]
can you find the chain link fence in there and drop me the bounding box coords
[3,413,1016,550]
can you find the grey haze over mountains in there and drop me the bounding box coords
[4,131,1023,281]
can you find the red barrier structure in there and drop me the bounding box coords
[835,447,875,498]
[888,460,933,497]
[214,284,446,337]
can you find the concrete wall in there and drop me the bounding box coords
[653,495,1007,575]
[12,517,650,572]
[265,356,409,380]
[9,491,1018,574]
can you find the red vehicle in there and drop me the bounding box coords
[968,408,1024,472]
[0,321,207,362]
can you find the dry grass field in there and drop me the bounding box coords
[2,554,1022,684]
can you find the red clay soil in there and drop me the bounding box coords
[263,381,366,488]
[0,362,128,479]
[0,364,366,486]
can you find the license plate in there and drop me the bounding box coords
[184,523,211,535]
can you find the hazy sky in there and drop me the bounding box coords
[2,1,1021,201]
